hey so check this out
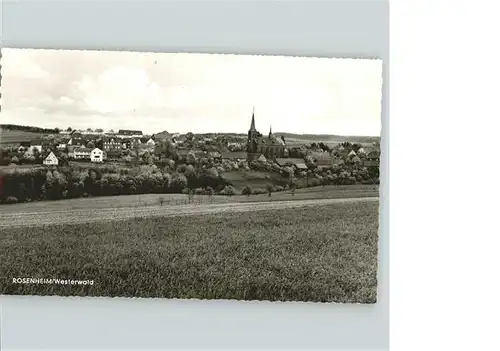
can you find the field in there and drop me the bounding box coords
[0,185,379,217]
[0,199,379,303]
[0,128,45,144]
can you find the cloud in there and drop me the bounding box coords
[1,48,383,136]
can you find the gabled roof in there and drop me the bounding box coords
[367,150,380,159]
[74,147,92,152]
[222,151,247,159]
[118,129,143,135]
[257,154,267,162]
[45,151,57,160]
[275,158,304,166]
[294,163,308,170]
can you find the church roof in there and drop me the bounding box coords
[249,107,257,132]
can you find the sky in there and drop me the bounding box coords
[1,48,383,136]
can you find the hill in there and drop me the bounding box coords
[0,128,46,145]
[274,133,380,144]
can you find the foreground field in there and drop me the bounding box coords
[0,200,379,303]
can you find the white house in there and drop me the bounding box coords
[348,150,357,157]
[43,152,59,166]
[90,148,105,163]
[24,145,43,156]
[69,147,92,160]
[146,138,155,146]
[57,143,67,150]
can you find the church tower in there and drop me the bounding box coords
[247,107,260,160]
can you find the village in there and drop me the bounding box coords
[1,125,380,172]
[0,114,380,205]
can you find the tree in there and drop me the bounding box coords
[95,128,104,133]
[87,141,95,149]
[67,127,73,132]
[185,132,194,141]
[242,185,252,197]
[206,186,214,197]
[11,156,19,164]
[265,183,273,197]
[87,128,93,132]
[54,128,61,134]
[220,185,236,197]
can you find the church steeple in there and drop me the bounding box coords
[249,106,257,132]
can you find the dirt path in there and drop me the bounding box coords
[0,197,379,228]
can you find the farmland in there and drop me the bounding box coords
[0,184,379,217]
[0,199,379,303]
[0,128,45,144]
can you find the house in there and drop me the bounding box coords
[275,158,304,167]
[153,131,171,141]
[348,150,357,157]
[43,152,59,166]
[364,150,380,167]
[357,147,366,156]
[173,135,186,145]
[257,154,267,163]
[68,137,85,146]
[146,138,155,146]
[118,130,143,138]
[367,150,380,161]
[90,148,105,163]
[24,144,43,156]
[352,155,362,163]
[70,131,83,139]
[103,138,122,151]
[293,163,308,171]
[69,147,92,160]
[56,143,67,150]
[222,151,248,161]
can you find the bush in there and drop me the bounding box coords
[194,188,206,195]
[219,185,236,196]
[252,188,266,195]
[4,196,19,204]
[241,185,252,196]
[274,185,284,192]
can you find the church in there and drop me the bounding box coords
[246,108,286,161]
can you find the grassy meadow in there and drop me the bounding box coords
[0,129,45,144]
[0,200,379,303]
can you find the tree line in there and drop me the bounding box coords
[0,124,60,134]
[0,164,232,204]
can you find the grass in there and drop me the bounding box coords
[0,129,45,144]
[0,200,379,303]
[0,184,379,213]
[222,169,285,190]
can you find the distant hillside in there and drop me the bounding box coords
[274,133,380,144]
[0,128,46,145]
[0,124,60,134]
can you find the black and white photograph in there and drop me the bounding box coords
[0,48,382,303]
